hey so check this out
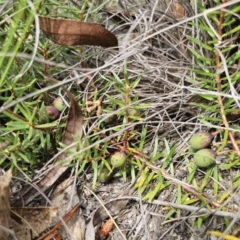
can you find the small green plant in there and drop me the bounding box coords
[186,0,240,230]
[76,63,150,187]
[188,2,240,152]
[0,0,115,172]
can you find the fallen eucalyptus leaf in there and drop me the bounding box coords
[50,178,85,240]
[39,16,118,47]
[10,207,58,240]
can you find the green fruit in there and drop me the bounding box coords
[111,152,127,168]
[189,132,212,150]
[53,97,65,112]
[99,167,111,183]
[194,149,216,168]
[46,106,60,120]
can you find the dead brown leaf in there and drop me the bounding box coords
[39,16,118,47]
[50,177,85,240]
[0,170,11,240]
[10,207,58,240]
[36,204,80,240]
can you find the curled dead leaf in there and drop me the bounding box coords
[39,16,118,47]
[10,207,58,240]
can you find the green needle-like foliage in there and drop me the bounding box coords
[186,0,240,228]
[188,2,240,121]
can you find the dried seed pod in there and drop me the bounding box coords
[111,151,127,168]
[46,106,60,120]
[53,97,65,112]
[189,132,212,150]
[194,149,216,168]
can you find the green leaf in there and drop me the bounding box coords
[233,173,240,187]
[222,25,240,38]
[161,142,177,169]
[111,71,125,86]
[222,19,236,27]
[143,173,171,201]
[0,0,41,86]
[150,153,164,163]
[137,169,155,195]
[177,185,182,218]
[131,75,142,89]
[11,153,17,167]
[165,208,176,220]
[34,122,59,128]
[18,151,32,164]
[92,160,98,189]
[227,51,240,65]
[188,47,213,64]
[183,198,199,205]
[200,167,213,191]
[190,68,216,77]
[17,103,32,120]
[105,94,125,106]
[199,115,222,122]
[196,2,206,11]
[190,102,218,112]
[191,93,217,101]
[187,160,198,185]
[187,36,213,50]
[6,121,29,130]
[138,126,147,151]
[191,22,215,38]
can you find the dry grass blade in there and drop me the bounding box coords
[10,207,58,240]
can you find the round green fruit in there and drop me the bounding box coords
[53,97,65,112]
[194,149,216,168]
[99,168,111,183]
[111,152,127,168]
[189,132,212,150]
